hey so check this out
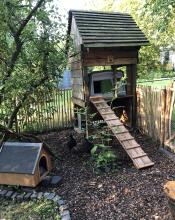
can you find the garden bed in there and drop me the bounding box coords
[39,129,175,220]
[39,130,175,220]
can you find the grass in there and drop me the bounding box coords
[137,78,174,87]
[0,198,60,220]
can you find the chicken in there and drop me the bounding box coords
[82,138,94,153]
[67,134,77,151]
[120,110,129,124]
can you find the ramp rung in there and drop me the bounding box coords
[113,131,128,135]
[90,96,154,169]
[93,101,106,104]
[136,162,154,169]
[106,117,119,121]
[101,112,114,115]
[109,122,123,126]
[120,137,134,141]
[132,153,147,159]
[98,106,110,110]
[125,145,140,150]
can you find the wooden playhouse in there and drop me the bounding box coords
[67,10,154,169]
[0,142,53,187]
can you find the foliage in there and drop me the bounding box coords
[91,143,117,171]
[0,0,66,129]
[75,107,117,172]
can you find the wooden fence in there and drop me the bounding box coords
[0,89,74,133]
[137,84,175,149]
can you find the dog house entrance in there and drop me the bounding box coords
[39,156,48,176]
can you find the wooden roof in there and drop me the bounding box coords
[0,142,43,174]
[68,10,149,48]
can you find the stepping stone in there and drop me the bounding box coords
[50,176,62,186]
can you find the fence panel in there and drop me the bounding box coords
[137,85,174,148]
[11,88,74,132]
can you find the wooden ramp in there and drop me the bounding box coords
[90,96,154,169]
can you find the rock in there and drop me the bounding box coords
[40,176,52,187]
[53,195,61,202]
[61,210,71,220]
[17,193,24,201]
[43,192,50,199]
[11,192,18,200]
[59,205,69,212]
[24,192,32,200]
[50,176,63,186]
[58,199,65,206]
[37,192,43,200]
[5,191,14,198]
[0,190,7,197]
[30,192,37,200]
[21,187,35,193]
[46,192,56,200]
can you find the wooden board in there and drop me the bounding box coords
[90,96,154,169]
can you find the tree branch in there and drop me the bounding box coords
[0,124,59,159]
[0,0,45,103]
[7,75,48,129]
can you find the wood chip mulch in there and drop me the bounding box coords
[39,129,175,220]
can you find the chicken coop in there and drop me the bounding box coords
[66,10,154,169]
[67,10,149,130]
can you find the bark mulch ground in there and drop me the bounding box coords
[39,129,175,220]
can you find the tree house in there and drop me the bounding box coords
[0,142,53,187]
[67,10,149,130]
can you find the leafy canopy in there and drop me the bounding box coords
[0,0,66,128]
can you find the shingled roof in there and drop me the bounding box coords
[68,10,149,48]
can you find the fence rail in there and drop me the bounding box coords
[0,89,74,133]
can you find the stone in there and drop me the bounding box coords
[50,176,63,186]
[59,205,69,212]
[57,199,65,206]
[31,192,37,200]
[61,211,71,220]
[21,187,35,194]
[46,192,56,200]
[37,192,43,200]
[61,216,71,220]
[40,176,52,187]
[11,192,18,200]
[53,195,61,202]
[5,191,14,198]
[24,192,32,200]
[0,190,7,197]
[60,210,70,216]
[17,193,25,201]
[43,192,50,199]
